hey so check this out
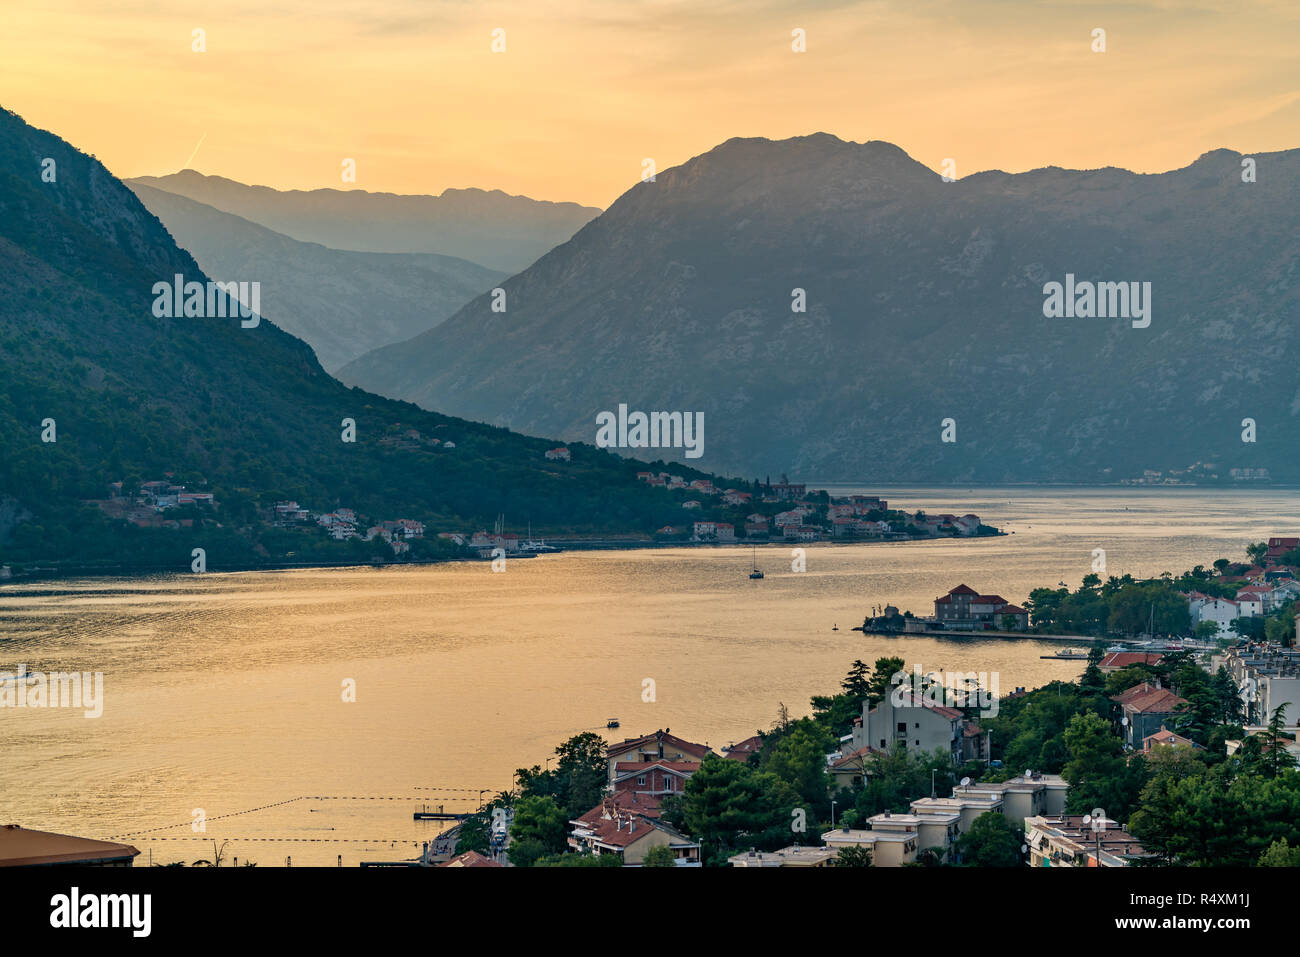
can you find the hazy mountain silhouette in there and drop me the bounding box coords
[0,105,699,561]
[127,182,505,370]
[127,170,600,273]
[339,133,1300,483]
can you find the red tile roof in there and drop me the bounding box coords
[440,850,503,868]
[607,731,711,761]
[1099,652,1164,670]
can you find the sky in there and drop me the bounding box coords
[1,0,1296,208]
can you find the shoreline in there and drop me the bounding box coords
[0,531,1004,586]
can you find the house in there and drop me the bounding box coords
[850,495,887,512]
[821,821,918,867]
[744,522,770,538]
[573,790,662,824]
[827,745,881,790]
[1142,725,1197,752]
[611,759,697,798]
[1112,682,1189,749]
[0,824,140,867]
[1189,595,1241,636]
[714,522,735,542]
[952,772,1068,825]
[274,501,310,522]
[933,585,1026,630]
[439,850,502,868]
[728,846,837,867]
[545,447,571,462]
[567,807,700,865]
[1266,537,1299,564]
[1024,815,1150,867]
[681,500,702,510]
[722,735,762,762]
[722,490,752,506]
[782,525,821,542]
[850,691,963,764]
[691,521,717,541]
[770,481,806,501]
[605,730,712,783]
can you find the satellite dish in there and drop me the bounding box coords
[960,777,971,787]
[1121,716,1129,726]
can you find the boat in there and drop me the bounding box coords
[606,718,620,729]
[1040,649,1090,660]
[520,521,562,553]
[832,624,839,631]
[748,545,764,580]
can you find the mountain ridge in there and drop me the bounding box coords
[338,132,1300,483]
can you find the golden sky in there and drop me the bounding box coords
[1,0,1296,208]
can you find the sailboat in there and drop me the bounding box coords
[749,544,764,579]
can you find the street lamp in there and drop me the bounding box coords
[830,799,837,829]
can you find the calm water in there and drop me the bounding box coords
[2,486,1297,865]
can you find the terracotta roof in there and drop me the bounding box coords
[1115,686,1188,715]
[0,825,140,867]
[607,731,711,761]
[1099,652,1164,670]
[574,792,663,825]
[948,584,979,596]
[1142,727,1196,750]
[829,745,881,769]
[723,735,763,760]
[874,691,963,720]
[612,760,699,778]
[998,604,1028,615]
[582,813,682,850]
[440,850,503,868]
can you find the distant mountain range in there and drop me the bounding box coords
[127,170,601,274]
[0,106,701,567]
[338,133,1300,483]
[126,182,505,371]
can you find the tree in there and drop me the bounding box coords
[554,731,609,818]
[761,721,834,812]
[955,811,1021,866]
[1194,621,1220,642]
[642,845,677,867]
[841,660,871,699]
[830,844,873,867]
[1259,838,1300,867]
[1062,712,1145,822]
[508,796,568,866]
[681,755,799,862]
[455,809,492,855]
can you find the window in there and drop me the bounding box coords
[637,775,646,786]
[664,778,674,791]
[896,722,907,734]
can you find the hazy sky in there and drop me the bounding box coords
[2,0,1296,208]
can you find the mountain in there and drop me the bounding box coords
[0,106,708,571]
[127,170,601,274]
[338,133,1300,483]
[125,182,505,371]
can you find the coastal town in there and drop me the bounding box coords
[409,536,1300,868]
[65,463,1000,568]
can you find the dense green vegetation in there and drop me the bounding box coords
[0,106,767,574]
